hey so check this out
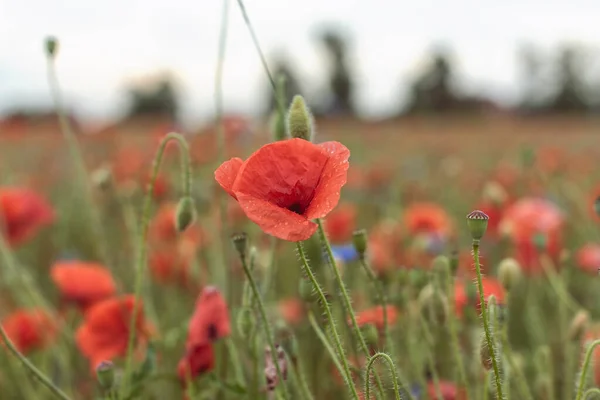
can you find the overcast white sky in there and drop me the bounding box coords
[1,0,600,127]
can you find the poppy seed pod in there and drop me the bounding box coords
[175,196,196,233]
[352,229,368,257]
[595,196,600,218]
[96,360,115,390]
[45,36,58,58]
[466,210,489,242]
[287,95,314,142]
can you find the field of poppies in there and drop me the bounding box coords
[4,36,600,400]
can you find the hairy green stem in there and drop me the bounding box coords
[472,242,504,399]
[234,0,285,115]
[358,257,395,356]
[317,219,390,399]
[214,0,232,306]
[575,340,600,400]
[297,243,359,400]
[365,352,401,400]
[445,277,471,399]
[121,133,192,398]
[0,325,71,400]
[239,250,289,400]
[500,293,534,400]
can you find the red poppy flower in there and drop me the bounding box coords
[403,203,453,238]
[186,286,231,347]
[177,343,215,382]
[0,187,54,246]
[215,138,350,241]
[76,295,151,372]
[278,298,305,326]
[427,380,468,400]
[454,277,504,318]
[1,309,57,354]
[324,203,357,244]
[353,305,399,330]
[500,197,564,274]
[576,244,600,276]
[51,261,116,311]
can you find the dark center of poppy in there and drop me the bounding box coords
[287,202,305,214]
[207,323,218,341]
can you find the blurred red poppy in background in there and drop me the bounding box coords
[76,295,151,372]
[0,187,54,246]
[1,309,57,354]
[51,261,116,311]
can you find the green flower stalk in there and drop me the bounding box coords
[297,242,360,400]
[317,220,409,400]
[236,234,290,400]
[365,353,402,400]
[0,324,71,400]
[575,340,600,400]
[466,210,504,399]
[45,36,110,265]
[121,132,193,398]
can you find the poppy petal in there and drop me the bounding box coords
[304,141,350,220]
[215,158,244,200]
[236,193,317,241]
[232,139,328,211]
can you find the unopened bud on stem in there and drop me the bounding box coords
[175,196,196,232]
[45,36,59,58]
[287,95,314,141]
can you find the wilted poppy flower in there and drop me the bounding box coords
[1,309,57,354]
[178,342,215,382]
[0,187,54,246]
[454,277,504,318]
[324,203,356,244]
[215,138,350,241]
[576,244,600,276]
[186,286,231,346]
[403,203,453,238]
[500,197,564,273]
[51,261,116,311]
[354,305,399,330]
[76,295,151,372]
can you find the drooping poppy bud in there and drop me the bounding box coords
[175,196,196,233]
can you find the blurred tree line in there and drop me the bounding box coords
[4,29,600,128]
